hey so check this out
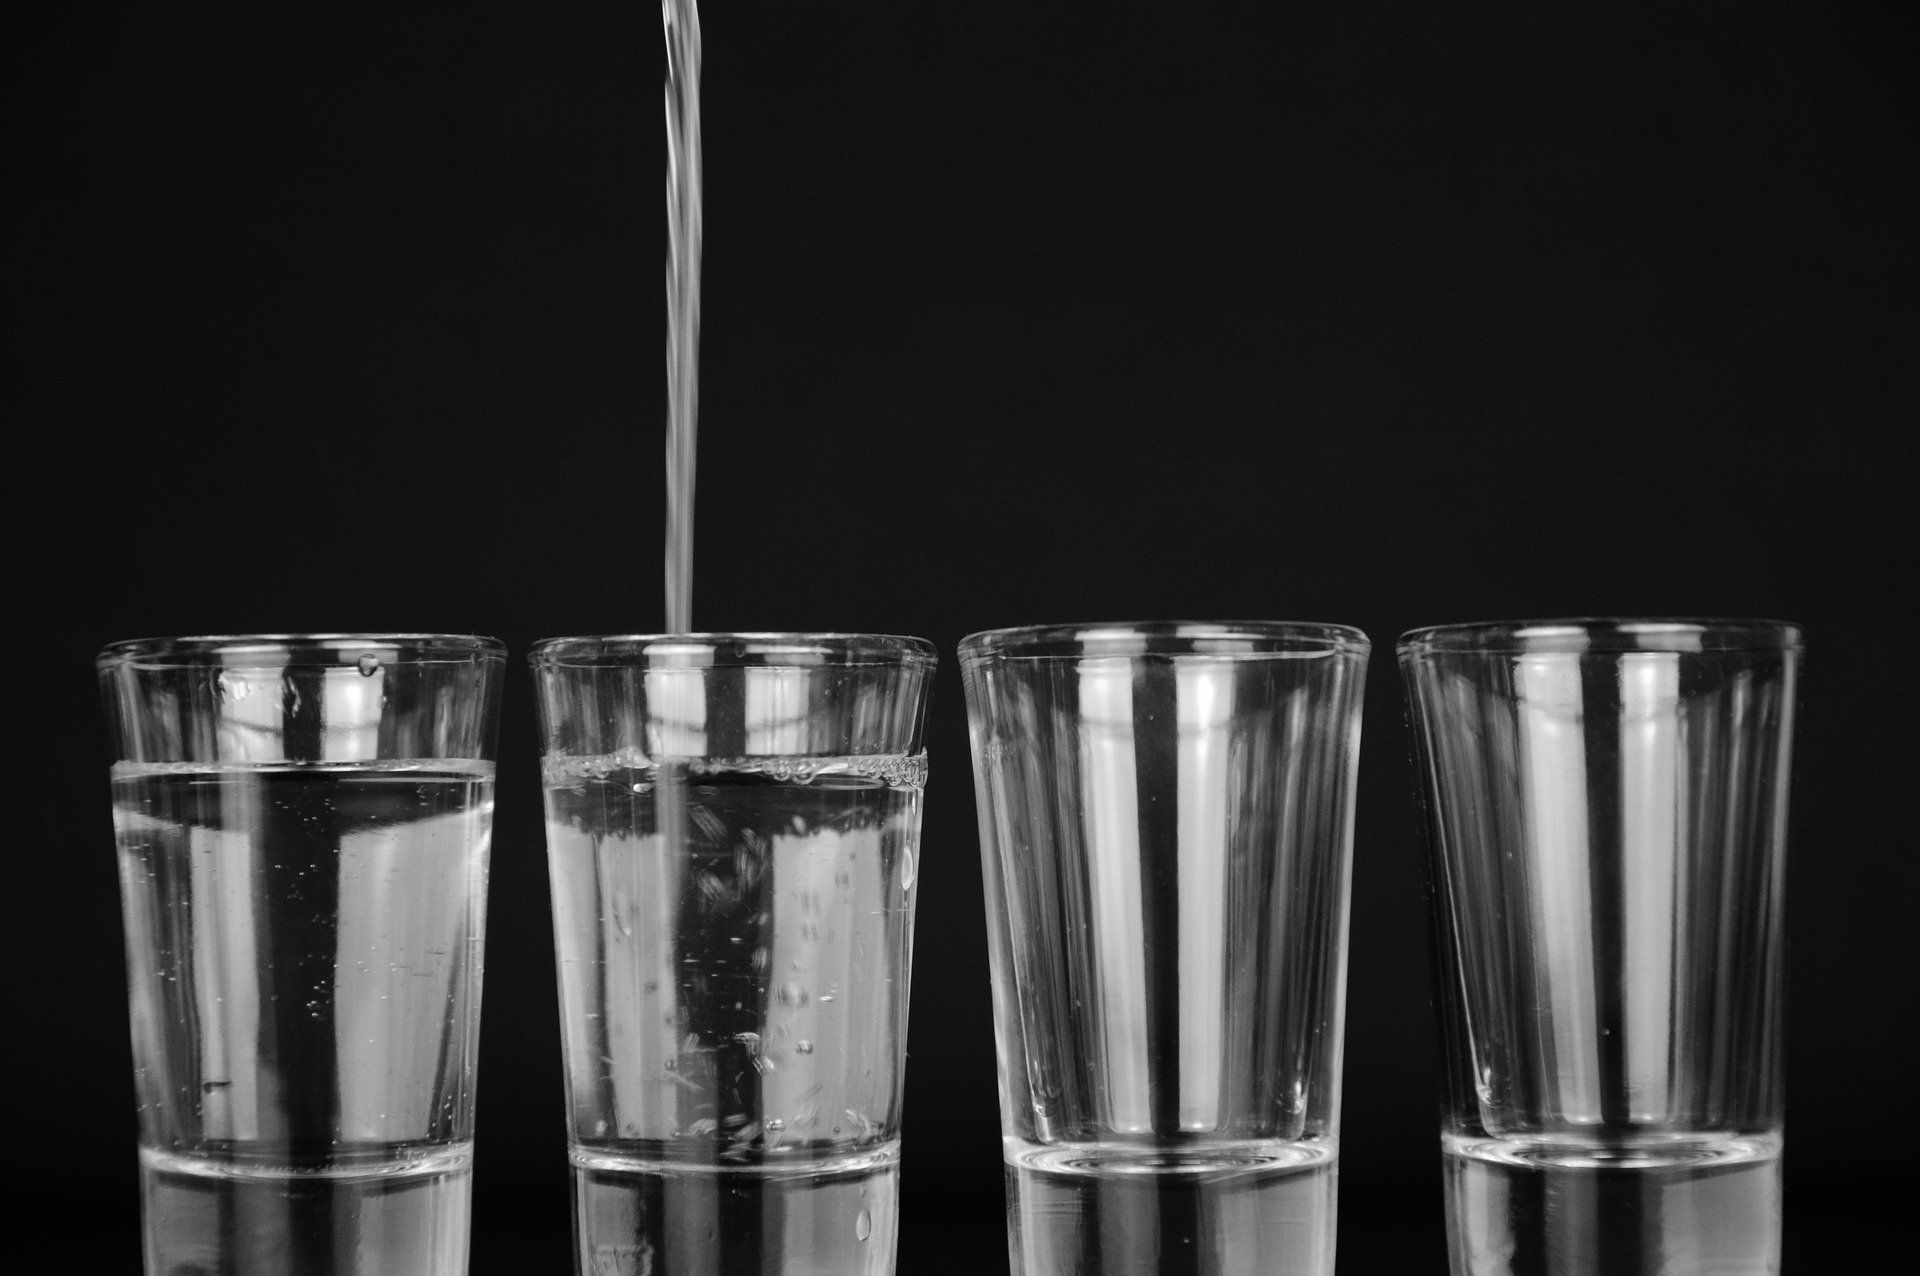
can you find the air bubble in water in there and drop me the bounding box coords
[357,653,381,677]
[855,1210,872,1242]
[778,983,808,1008]
[795,1040,814,1055]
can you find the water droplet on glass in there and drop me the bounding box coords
[855,1209,872,1242]
[795,1040,814,1055]
[357,653,381,677]
[778,983,809,1008]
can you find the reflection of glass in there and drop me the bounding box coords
[100,634,503,1276]
[961,622,1369,1275]
[530,633,934,1276]
[1400,619,1801,1275]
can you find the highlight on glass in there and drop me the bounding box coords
[1400,618,1801,1275]
[961,621,1370,1276]
[101,634,504,1276]
[530,633,935,1276]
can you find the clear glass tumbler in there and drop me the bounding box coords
[530,633,935,1276]
[100,634,504,1276]
[961,622,1370,1275]
[1399,619,1802,1275]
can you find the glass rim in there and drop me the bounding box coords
[97,633,506,670]
[1397,617,1803,657]
[959,620,1371,662]
[529,632,938,670]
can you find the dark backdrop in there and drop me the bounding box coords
[7,1,1911,1270]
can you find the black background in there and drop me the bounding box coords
[7,1,1912,1270]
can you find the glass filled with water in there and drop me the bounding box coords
[961,622,1370,1275]
[99,633,504,1275]
[1400,619,1801,1275]
[530,633,935,1275]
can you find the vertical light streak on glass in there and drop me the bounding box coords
[1175,661,1232,1131]
[645,670,709,759]
[114,803,165,1137]
[614,818,680,1142]
[744,666,810,755]
[334,803,484,1141]
[1618,652,1682,1123]
[217,660,289,762]
[192,814,261,1140]
[1077,659,1152,1133]
[1515,654,1602,1124]
[1323,662,1362,1126]
[1270,684,1314,1122]
[321,665,383,762]
[1704,668,1757,1121]
[635,667,705,1135]
[752,665,845,1128]
[764,822,854,1130]
[1755,658,1796,1113]
[662,0,703,635]
[965,676,1032,1135]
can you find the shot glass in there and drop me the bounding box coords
[1399,619,1801,1275]
[530,633,935,1275]
[100,634,504,1276]
[961,622,1370,1275]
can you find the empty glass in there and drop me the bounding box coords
[101,634,504,1276]
[1400,619,1801,1275]
[530,633,935,1275]
[961,622,1370,1275]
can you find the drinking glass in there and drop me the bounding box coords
[961,622,1370,1275]
[100,634,504,1276]
[530,633,935,1275]
[1399,619,1801,1275]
